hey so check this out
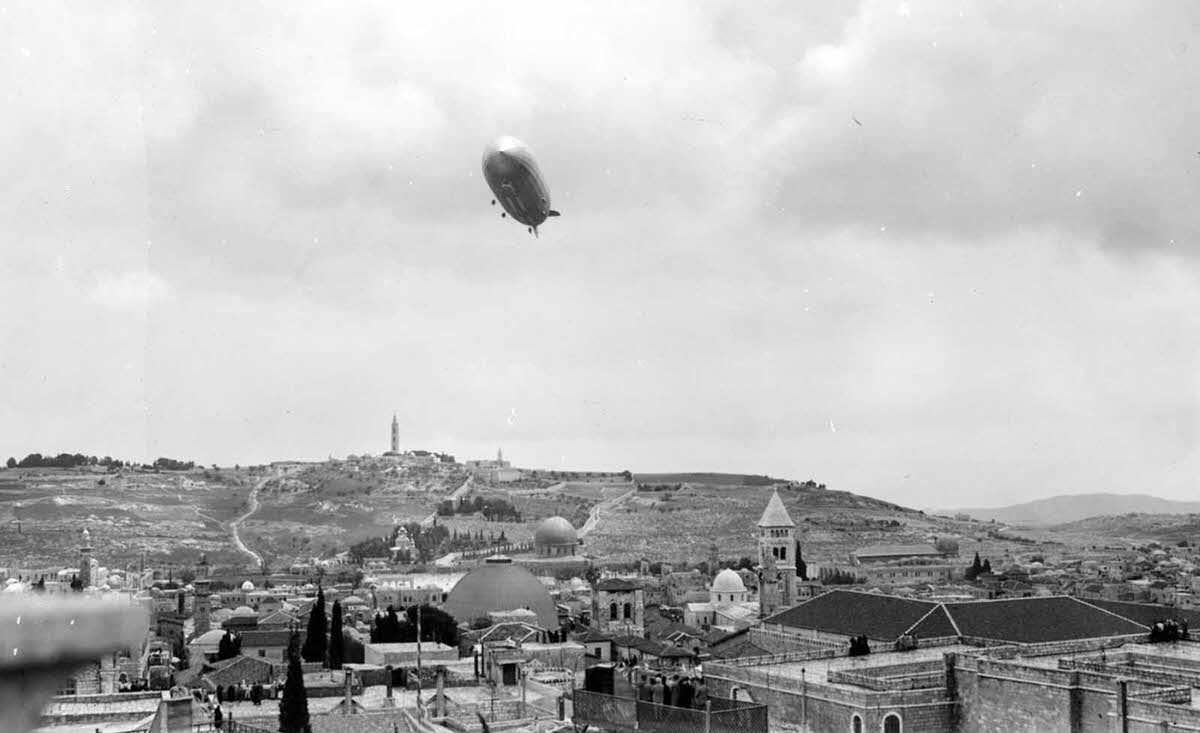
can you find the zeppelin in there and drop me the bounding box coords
[482,136,560,237]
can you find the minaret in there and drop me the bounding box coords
[497,447,504,466]
[193,577,212,636]
[79,527,93,588]
[390,413,399,453]
[756,489,797,617]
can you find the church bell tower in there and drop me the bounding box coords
[757,489,797,617]
[390,413,399,453]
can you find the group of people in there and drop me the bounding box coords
[636,673,708,711]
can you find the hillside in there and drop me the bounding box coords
[1050,513,1200,542]
[633,473,778,486]
[0,460,1054,576]
[947,493,1200,526]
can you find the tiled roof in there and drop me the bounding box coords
[1083,598,1200,628]
[758,490,795,528]
[908,606,959,639]
[240,629,303,648]
[767,589,1153,645]
[764,590,938,641]
[854,544,943,558]
[943,596,1147,643]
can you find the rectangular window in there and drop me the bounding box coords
[780,547,787,561]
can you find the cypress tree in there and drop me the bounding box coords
[301,586,327,664]
[328,601,345,670]
[279,631,311,733]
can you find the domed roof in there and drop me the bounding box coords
[241,580,255,591]
[193,629,225,645]
[209,593,223,602]
[232,605,256,616]
[711,568,747,594]
[934,536,960,553]
[443,556,558,629]
[342,595,365,606]
[534,517,578,547]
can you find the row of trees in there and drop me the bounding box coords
[4,454,196,470]
[6,453,126,469]
[369,604,460,648]
[436,496,522,522]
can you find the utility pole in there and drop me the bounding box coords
[416,605,423,717]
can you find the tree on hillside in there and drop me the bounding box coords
[981,559,992,574]
[70,574,83,592]
[796,543,809,581]
[278,631,311,733]
[328,601,345,670]
[4,458,15,469]
[301,587,327,664]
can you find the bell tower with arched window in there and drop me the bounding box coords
[757,489,797,617]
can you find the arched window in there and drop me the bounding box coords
[623,603,632,620]
[780,546,787,561]
[609,602,618,620]
[883,713,901,733]
[851,715,863,733]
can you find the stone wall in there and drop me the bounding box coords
[705,661,954,733]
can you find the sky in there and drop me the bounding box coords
[2,1,1199,509]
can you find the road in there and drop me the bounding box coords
[578,486,636,539]
[229,475,270,569]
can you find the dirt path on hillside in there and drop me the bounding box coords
[229,476,269,569]
[578,487,635,539]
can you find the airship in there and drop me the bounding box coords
[482,136,560,237]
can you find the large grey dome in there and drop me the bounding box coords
[534,517,578,548]
[443,556,558,630]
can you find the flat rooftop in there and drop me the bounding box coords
[727,645,975,693]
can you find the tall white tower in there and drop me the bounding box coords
[390,413,399,453]
[757,489,797,617]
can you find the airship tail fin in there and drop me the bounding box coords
[547,210,561,217]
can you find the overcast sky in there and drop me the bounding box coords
[3,1,1198,509]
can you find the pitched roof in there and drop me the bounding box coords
[757,490,795,528]
[240,629,302,648]
[1082,598,1200,629]
[908,606,959,639]
[764,590,937,641]
[943,596,1147,644]
[854,544,943,558]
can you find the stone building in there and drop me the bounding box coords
[704,591,1200,733]
[757,489,798,617]
[592,578,645,637]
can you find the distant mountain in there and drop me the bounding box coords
[947,493,1200,526]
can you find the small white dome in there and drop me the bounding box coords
[711,568,747,594]
[241,580,255,591]
[232,605,256,616]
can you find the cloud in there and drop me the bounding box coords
[92,270,168,308]
[2,1,1199,508]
